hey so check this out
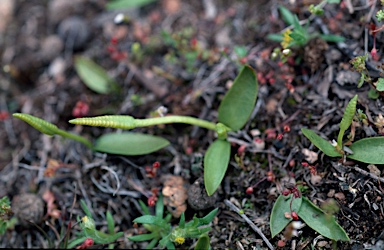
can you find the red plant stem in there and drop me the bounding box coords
[251,177,267,188]
[373,24,384,33]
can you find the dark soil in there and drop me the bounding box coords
[1,0,384,249]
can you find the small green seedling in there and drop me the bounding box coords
[129,195,216,250]
[267,5,344,49]
[13,66,258,196]
[68,65,258,195]
[270,185,349,242]
[301,95,384,164]
[67,200,124,249]
[308,0,341,16]
[0,196,16,235]
[350,54,384,99]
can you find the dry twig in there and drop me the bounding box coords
[224,199,274,250]
[353,165,384,183]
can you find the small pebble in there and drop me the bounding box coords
[187,177,218,210]
[57,16,90,51]
[12,193,45,226]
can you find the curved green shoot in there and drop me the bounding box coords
[337,95,357,147]
[69,115,217,131]
[13,113,93,149]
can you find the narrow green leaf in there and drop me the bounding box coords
[106,0,156,10]
[266,33,284,42]
[179,213,185,229]
[338,95,358,147]
[93,231,124,244]
[133,215,166,227]
[164,239,175,249]
[218,65,258,131]
[145,238,159,249]
[67,236,87,249]
[194,234,210,250]
[106,211,115,234]
[301,128,342,157]
[128,233,157,242]
[298,197,349,241]
[270,194,302,238]
[74,56,117,94]
[348,137,384,164]
[292,15,306,34]
[139,200,150,215]
[319,34,345,43]
[80,200,93,219]
[13,113,58,136]
[94,132,170,156]
[204,140,231,196]
[155,194,164,219]
[196,208,219,227]
[279,5,295,25]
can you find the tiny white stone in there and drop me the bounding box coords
[114,13,125,24]
[282,49,291,56]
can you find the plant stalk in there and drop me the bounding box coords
[55,130,93,149]
[134,116,217,131]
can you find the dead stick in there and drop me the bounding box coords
[224,199,274,250]
[353,166,384,183]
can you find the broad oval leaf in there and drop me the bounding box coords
[298,197,349,241]
[301,128,342,157]
[204,139,231,196]
[218,66,258,131]
[348,137,384,164]
[74,56,117,94]
[376,78,384,92]
[270,194,302,238]
[94,132,169,156]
